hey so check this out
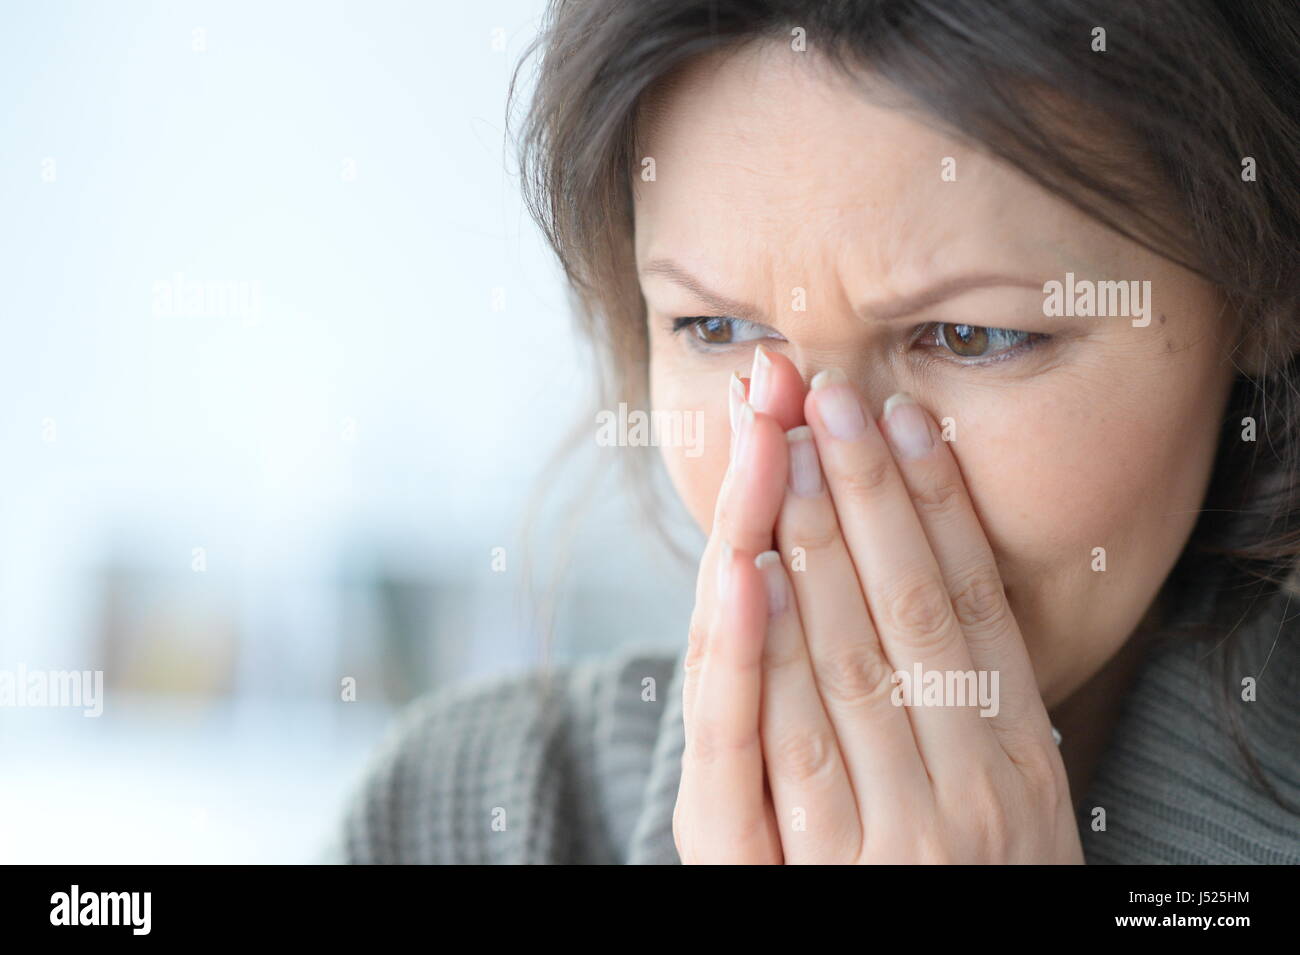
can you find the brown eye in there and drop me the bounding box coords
[694,317,734,344]
[922,323,1041,365]
[941,323,990,357]
[673,315,778,348]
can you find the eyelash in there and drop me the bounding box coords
[670,316,1049,367]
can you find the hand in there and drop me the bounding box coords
[673,347,1084,864]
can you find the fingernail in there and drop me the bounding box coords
[749,345,772,412]
[786,426,823,497]
[755,551,787,616]
[883,392,933,459]
[809,367,845,391]
[728,372,746,434]
[810,368,865,440]
[733,400,755,463]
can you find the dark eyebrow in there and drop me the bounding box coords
[640,259,766,323]
[641,258,1041,323]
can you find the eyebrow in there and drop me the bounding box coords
[640,259,766,323]
[640,258,1042,323]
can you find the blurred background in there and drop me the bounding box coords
[0,0,697,863]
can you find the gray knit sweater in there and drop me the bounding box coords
[328,611,1299,864]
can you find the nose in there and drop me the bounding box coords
[782,345,901,419]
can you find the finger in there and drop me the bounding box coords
[704,372,789,567]
[694,342,804,604]
[747,344,807,429]
[693,345,803,617]
[685,382,788,729]
[877,392,1054,753]
[775,426,930,815]
[753,549,863,862]
[805,368,999,774]
[677,546,783,864]
[714,396,791,554]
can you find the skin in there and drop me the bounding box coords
[631,41,1239,862]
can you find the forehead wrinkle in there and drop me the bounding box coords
[638,39,1155,330]
[825,197,935,312]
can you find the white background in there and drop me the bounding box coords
[0,0,697,863]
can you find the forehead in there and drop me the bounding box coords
[632,40,1114,289]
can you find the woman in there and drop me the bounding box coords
[333,0,1300,863]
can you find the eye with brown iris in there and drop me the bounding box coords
[694,317,734,344]
[941,323,990,357]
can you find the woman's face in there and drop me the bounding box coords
[635,41,1237,707]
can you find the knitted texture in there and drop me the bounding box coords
[333,654,677,863]
[1079,614,1300,863]
[331,614,1299,864]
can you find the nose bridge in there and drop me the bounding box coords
[779,299,899,416]
[790,343,896,416]
[766,240,899,414]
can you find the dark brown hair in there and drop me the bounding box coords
[509,0,1300,806]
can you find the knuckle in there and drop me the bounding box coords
[911,475,962,518]
[733,810,775,850]
[814,646,897,709]
[711,500,763,556]
[1009,742,1064,804]
[781,511,841,556]
[688,718,756,767]
[883,576,957,652]
[954,773,1012,860]
[712,495,738,537]
[767,727,839,786]
[839,454,894,499]
[949,566,1010,634]
[761,639,806,674]
[684,617,709,671]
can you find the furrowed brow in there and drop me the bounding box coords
[640,259,766,323]
[642,259,1041,323]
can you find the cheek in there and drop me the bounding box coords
[953,366,1228,699]
[960,413,1144,600]
[651,363,732,533]
[960,356,1229,594]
